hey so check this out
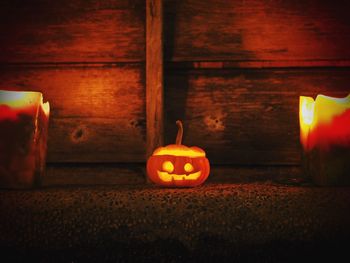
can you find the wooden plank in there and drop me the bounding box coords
[44,164,146,186]
[0,64,146,162]
[0,0,144,63]
[48,118,145,162]
[164,0,350,64]
[146,0,164,157]
[207,165,303,184]
[1,0,349,67]
[167,60,350,70]
[165,68,350,165]
[43,164,301,186]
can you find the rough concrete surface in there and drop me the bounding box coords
[0,183,350,262]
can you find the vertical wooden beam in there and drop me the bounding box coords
[146,0,163,157]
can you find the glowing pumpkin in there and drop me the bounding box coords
[147,120,210,187]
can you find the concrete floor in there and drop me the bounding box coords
[1,183,350,262]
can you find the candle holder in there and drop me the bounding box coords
[300,94,350,186]
[0,90,50,188]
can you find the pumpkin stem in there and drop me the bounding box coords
[175,120,183,145]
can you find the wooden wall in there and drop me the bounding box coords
[0,0,349,183]
[0,0,146,167]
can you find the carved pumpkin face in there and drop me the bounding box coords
[147,121,210,187]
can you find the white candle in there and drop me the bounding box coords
[0,90,50,188]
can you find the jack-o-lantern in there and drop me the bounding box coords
[147,120,210,187]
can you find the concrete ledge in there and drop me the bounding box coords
[1,183,350,261]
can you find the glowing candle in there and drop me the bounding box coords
[0,90,50,188]
[300,94,350,151]
[299,94,350,185]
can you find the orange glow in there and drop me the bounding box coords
[153,144,206,157]
[184,163,194,173]
[157,170,202,182]
[41,102,50,117]
[0,90,40,108]
[299,94,350,151]
[0,90,50,121]
[147,120,210,187]
[300,97,315,125]
[299,96,315,148]
[162,161,174,173]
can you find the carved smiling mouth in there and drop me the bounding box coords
[157,171,202,182]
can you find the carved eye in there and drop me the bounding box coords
[184,163,194,173]
[162,161,174,173]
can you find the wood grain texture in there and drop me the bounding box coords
[1,0,349,66]
[0,0,144,63]
[43,164,301,186]
[167,60,350,70]
[165,68,350,165]
[164,0,350,63]
[207,165,303,184]
[146,0,164,157]
[44,164,145,186]
[0,64,146,162]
